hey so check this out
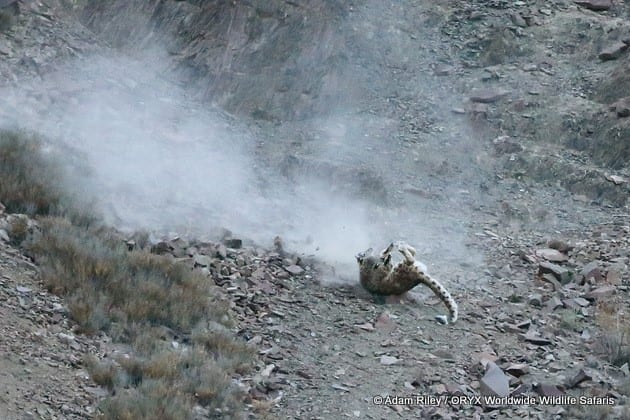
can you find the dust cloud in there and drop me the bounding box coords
[0,51,482,285]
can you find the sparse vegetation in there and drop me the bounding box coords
[0,129,256,419]
[0,129,97,225]
[595,301,630,367]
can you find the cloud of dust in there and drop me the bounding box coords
[0,54,393,281]
[0,1,487,287]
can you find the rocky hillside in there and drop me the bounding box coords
[0,0,628,419]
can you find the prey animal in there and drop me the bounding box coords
[356,241,458,324]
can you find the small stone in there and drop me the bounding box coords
[548,240,572,253]
[573,297,590,307]
[332,383,350,392]
[605,174,628,185]
[523,331,553,346]
[193,254,212,267]
[355,322,375,331]
[534,383,564,397]
[574,0,612,11]
[223,238,242,249]
[215,244,227,259]
[480,362,510,397]
[609,97,630,118]
[510,13,527,28]
[58,333,75,345]
[374,312,395,330]
[580,261,603,284]
[470,89,509,103]
[285,265,304,275]
[505,363,529,377]
[380,355,401,366]
[0,229,9,242]
[583,285,615,300]
[16,286,32,293]
[151,241,172,255]
[606,266,622,285]
[434,65,453,76]
[599,42,628,61]
[541,273,562,291]
[528,293,543,307]
[535,248,569,262]
[546,296,564,311]
[565,369,592,388]
[539,262,571,284]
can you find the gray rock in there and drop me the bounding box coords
[574,0,612,11]
[480,362,510,397]
[285,265,305,275]
[193,254,212,267]
[470,89,509,103]
[538,262,571,284]
[510,13,527,28]
[580,261,603,284]
[528,293,543,307]
[379,355,400,365]
[523,331,553,346]
[541,273,562,291]
[215,244,227,259]
[573,297,590,307]
[565,369,592,389]
[610,97,630,118]
[505,363,529,377]
[599,42,628,61]
[223,238,242,249]
[583,285,615,301]
[534,383,564,396]
[546,296,563,311]
[535,248,568,262]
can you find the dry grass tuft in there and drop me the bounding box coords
[0,129,97,225]
[595,302,630,367]
[0,129,256,417]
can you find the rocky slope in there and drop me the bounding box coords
[0,0,628,419]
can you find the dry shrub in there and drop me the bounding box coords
[98,380,192,420]
[0,129,96,224]
[84,355,118,391]
[595,301,630,367]
[1,128,255,417]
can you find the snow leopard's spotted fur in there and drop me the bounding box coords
[356,242,458,324]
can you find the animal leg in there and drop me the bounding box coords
[396,242,416,265]
[379,242,395,259]
[379,242,395,266]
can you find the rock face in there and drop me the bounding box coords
[78,0,355,121]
